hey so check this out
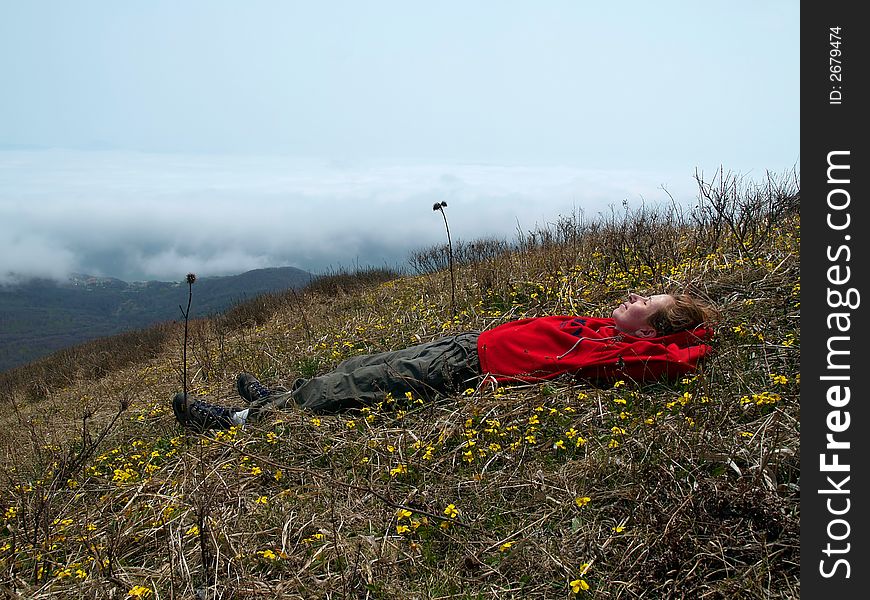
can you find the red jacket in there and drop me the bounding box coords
[477,315,714,384]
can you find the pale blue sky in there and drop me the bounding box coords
[0,1,799,282]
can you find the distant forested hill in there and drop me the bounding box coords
[0,267,313,372]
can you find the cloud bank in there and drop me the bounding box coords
[0,150,701,283]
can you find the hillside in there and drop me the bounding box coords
[0,266,314,372]
[0,171,800,599]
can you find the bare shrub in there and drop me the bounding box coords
[303,266,402,296]
[691,166,800,254]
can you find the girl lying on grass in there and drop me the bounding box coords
[173,292,718,431]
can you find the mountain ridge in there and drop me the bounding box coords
[0,266,314,372]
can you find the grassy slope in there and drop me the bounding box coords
[0,174,800,599]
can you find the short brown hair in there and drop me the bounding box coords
[649,293,718,335]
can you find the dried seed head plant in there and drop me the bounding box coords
[433,201,456,315]
[179,273,197,410]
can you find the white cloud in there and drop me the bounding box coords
[0,150,701,282]
[135,248,272,280]
[0,232,77,284]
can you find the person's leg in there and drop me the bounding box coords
[247,333,480,418]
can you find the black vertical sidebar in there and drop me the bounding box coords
[801,3,868,598]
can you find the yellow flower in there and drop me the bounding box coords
[396,508,413,520]
[485,418,501,430]
[570,578,589,593]
[608,439,619,448]
[389,463,407,476]
[185,525,199,536]
[499,541,513,552]
[257,549,278,560]
[553,440,566,450]
[127,585,152,598]
[254,496,269,505]
[444,503,458,519]
[250,466,262,476]
[396,524,410,534]
[574,496,591,508]
[310,417,322,426]
[613,524,625,533]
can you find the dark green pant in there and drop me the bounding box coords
[249,332,481,416]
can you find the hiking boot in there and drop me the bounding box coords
[236,372,287,404]
[172,392,238,431]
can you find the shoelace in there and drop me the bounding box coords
[248,381,271,400]
[190,400,232,420]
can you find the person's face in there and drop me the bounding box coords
[611,293,675,337]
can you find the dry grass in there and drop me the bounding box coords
[0,169,799,599]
